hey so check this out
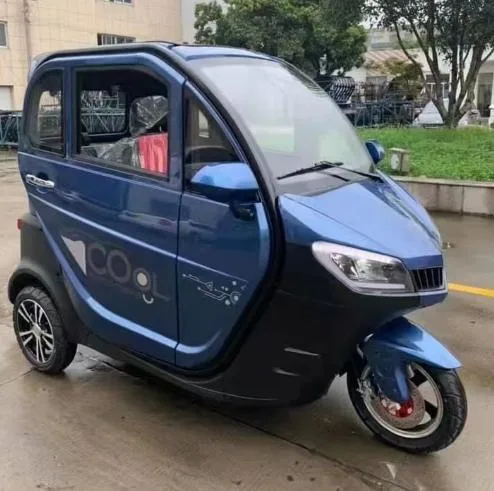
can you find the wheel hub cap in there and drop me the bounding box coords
[374,383,425,430]
[359,363,445,439]
[373,383,426,430]
[32,323,42,337]
[16,299,55,364]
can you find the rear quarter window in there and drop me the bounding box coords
[25,71,64,155]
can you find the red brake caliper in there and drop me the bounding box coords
[381,398,415,417]
[396,399,414,418]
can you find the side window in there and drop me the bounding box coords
[26,71,63,154]
[75,69,170,178]
[81,88,126,135]
[184,95,240,185]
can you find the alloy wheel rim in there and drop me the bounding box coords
[16,299,55,365]
[360,363,444,439]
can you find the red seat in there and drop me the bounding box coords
[137,133,169,176]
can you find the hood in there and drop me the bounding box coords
[280,175,443,270]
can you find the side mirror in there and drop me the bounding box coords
[190,163,259,202]
[365,140,385,165]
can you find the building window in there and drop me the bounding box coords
[0,22,7,47]
[0,86,13,110]
[425,74,450,99]
[97,33,135,46]
[26,71,63,154]
[105,0,133,4]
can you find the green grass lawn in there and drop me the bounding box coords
[359,127,494,181]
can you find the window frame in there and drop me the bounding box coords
[97,33,136,46]
[425,74,450,99]
[70,65,172,182]
[24,69,65,157]
[104,0,133,5]
[183,84,247,193]
[0,21,7,48]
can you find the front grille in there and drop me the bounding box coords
[411,267,444,292]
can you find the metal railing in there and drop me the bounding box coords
[0,112,22,148]
[0,108,126,148]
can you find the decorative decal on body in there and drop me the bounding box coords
[61,234,169,305]
[182,273,247,307]
[62,237,87,275]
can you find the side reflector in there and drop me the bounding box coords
[17,218,23,230]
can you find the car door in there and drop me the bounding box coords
[18,53,184,363]
[176,85,271,369]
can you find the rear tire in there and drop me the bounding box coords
[13,286,77,374]
[347,358,467,454]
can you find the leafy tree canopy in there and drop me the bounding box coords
[194,0,367,76]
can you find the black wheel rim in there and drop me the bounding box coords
[16,299,55,365]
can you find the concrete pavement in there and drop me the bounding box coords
[0,160,493,490]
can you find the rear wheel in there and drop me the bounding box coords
[347,358,467,453]
[13,286,77,374]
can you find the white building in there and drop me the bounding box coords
[346,30,494,119]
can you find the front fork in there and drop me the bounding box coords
[361,317,461,403]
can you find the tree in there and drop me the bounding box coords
[368,0,494,127]
[194,0,367,77]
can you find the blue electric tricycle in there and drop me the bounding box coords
[8,42,466,453]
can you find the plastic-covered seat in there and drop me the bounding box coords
[97,95,169,174]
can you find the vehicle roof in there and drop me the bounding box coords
[33,41,274,70]
[169,44,273,61]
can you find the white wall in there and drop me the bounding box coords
[181,0,226,43]
[0,86,13,110]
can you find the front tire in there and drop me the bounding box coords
[13,286,77,374]
[347,359,467,454]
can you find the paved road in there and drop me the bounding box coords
[0,160,493,490]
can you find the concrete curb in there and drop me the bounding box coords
[394,176,494,216]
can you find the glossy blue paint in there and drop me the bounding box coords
[176,196,270,368]
[362,317,461,403]
[23,44,456,382]
[190,162,259,201]
[20,52,185,362]
[36,208,178,352]
[280,176,443,271]
[173,80,271,369]
[365,140,385,165]
[379,171,443,249]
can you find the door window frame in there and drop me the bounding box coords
[70,65,171,182]
[63,52,185,191]
[71,65,172,180]
[23,65,66,158]
[183,82,249,196]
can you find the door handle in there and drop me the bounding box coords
[26,174,55,190]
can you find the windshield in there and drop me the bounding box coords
[190,57,373,180]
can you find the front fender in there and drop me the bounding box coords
[362,317,461,403]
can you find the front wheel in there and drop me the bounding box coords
[347,359,467,454]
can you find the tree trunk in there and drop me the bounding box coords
[443,103,464,128]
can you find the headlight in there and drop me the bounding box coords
[311,242,415,295]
